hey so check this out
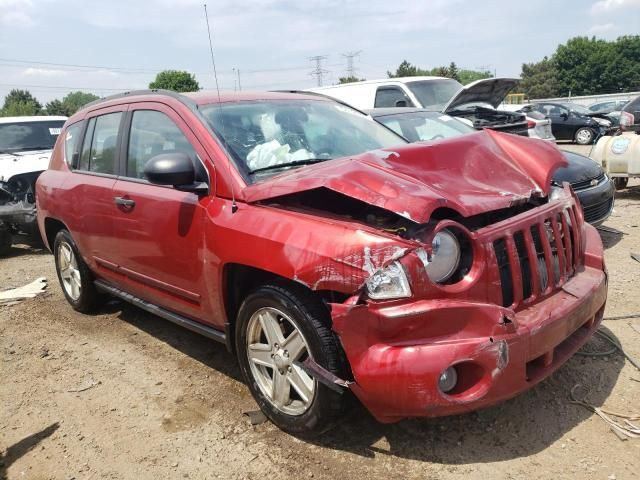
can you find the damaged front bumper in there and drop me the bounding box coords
[329,208,607,423]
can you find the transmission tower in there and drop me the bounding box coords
[342,50,362,78]
[309,55,329,87]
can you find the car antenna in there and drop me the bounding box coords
[203,3,237,214]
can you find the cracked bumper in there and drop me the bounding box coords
[331,264,607,423]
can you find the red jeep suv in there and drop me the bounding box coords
[36,90,607,436]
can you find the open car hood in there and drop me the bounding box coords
[242,130,567,224]
[443,78,519,112]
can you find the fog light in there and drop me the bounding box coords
[438,366,458,393]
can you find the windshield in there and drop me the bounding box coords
[200,100,406,180]
[562,103,591,115]
[375,111,475,143]
[0,120,65,153]
[406,79,463,110]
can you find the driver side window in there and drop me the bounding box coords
[126,110,197,179]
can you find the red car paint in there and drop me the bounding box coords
[36,91,606,422]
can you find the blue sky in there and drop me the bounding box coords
[1,0,640,103]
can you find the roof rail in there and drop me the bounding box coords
[84,89,195,110]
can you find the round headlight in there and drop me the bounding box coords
[426,230,461,283]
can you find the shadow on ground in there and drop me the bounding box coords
[107,300,243,383]
[0,423,59,480]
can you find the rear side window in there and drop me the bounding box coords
[78,112,122,175]
[126,110,196,179]
[374,87,413,108]
[64,123,82,166]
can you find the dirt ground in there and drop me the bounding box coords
[2,145,640,480]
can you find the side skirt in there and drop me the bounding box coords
[94,280,226,344]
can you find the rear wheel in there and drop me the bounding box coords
[235,283,348,436]
[614,177,629,190]
[53,229,102,312]
[575,127,595,145]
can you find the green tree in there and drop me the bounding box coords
[149,70,200,92]
[338,76,365,84]
[387,60,490,85]
[458,68,492,85]
[45,91,99,116]
[44,99,66,115]
[387,60,431,78]
[519,56,561,99]
[1,89,42,116]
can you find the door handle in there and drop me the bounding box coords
[114,196,135,208]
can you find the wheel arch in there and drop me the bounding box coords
[221,263,348,354]
[43,217,69,252]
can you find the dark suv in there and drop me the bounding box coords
[37,90,607,436]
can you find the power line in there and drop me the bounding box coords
[308,55,329,87]
[0,57,346,77]
[342,51,362,78]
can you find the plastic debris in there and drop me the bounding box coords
[0,277,47,305]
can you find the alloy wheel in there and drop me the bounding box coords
[58,241,81,300]
[246,307,316,416]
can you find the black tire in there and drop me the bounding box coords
[0,224,12,256]
[235,282,348,437]
[575,127,595,145]
[613,177,628,190]
[53,229,102,313]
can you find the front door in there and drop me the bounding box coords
[110,104,214,322]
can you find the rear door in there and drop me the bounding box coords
[110,103,214,322]
[63,107,126,279]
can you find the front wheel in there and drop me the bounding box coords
[53,229,102,313]
[575,127,595,145]
[235,283,348,436]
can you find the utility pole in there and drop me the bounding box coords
[342,50,362,79]
[233,68,242,91]
[309,55,329,87]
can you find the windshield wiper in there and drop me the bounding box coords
[0,150,19,156]
[248,158,329,175]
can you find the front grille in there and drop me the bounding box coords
[489,205,582,309]
[583,198,613,224]
[571,172,606,192]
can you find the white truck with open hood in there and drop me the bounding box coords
[308,76,529,137]
[0,116,67,254]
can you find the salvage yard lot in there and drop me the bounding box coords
[1,146,640,480]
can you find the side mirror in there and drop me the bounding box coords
[144,153,195,186]
[395,100,408,108]
[560,112,569,120]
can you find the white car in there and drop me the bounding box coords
[0,115,67,254]
[309,76,530,137]
[499,104,555,141]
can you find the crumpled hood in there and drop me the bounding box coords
[0,149,52,182]
[443,78,519,112]
[242,130,568,223]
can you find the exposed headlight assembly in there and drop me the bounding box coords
[549,185,565,202]
[418,229,461,283]
[365,261,411,300]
